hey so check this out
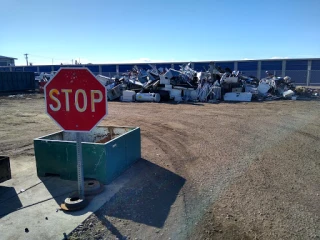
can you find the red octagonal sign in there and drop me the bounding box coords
[45,68,107,132]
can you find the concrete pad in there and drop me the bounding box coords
[0,155,131,240]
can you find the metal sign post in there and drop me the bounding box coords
[44,68,108,210]
[76,132,84,199]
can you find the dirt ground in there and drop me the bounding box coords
[0,94,319,240]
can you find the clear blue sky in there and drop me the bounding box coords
[1,0,319,65]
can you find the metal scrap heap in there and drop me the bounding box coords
[97,63,319,103]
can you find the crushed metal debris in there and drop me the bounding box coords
[34,64,320,103]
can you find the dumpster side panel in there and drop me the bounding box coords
[105,127,141,184]
[34,140,75,178]
[34,127,141,185]
[0,156,11,183]
[126,128,141,167]
[0,72,35,92]
[105,135,127,184]
[82,144,107,182]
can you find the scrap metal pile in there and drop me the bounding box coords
[95,63,319,103]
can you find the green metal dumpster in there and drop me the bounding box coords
[34,126,141,184]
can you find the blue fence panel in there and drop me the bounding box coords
[12,67,23,72]
[0,67,10,71]
[134,64,150,70]
[172,62,189,70]
[86,65,99,73]
[311,60,320,70]
[261,70,283,78]
[134,63,172,70]
[215,62,234,70]
[286,60,308,70]
[64,65,84,68]
[238,61,258,71]
[101,65,117,72]
[261,61,282,71]
[53,65,86,71]
[24,66,37,72]
[39,66,52,73]
[119,64,134,72]
[53,65,61,71]
[310,71,320,85]
[194,62,209,71]
[242,71,258,78]
[155,63,172,69]
[53,65,100,73]
[285,70,307,85]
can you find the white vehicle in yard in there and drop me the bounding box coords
[35,71,56,81]
[34,71,57,90]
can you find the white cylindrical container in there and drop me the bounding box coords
[136,93,161,102]
[154,93,161,102]
[212,86,221,100]
[175,95,182,102]
[257,83,270,94]
[283,90,294,98]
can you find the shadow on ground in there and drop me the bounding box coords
[0,186,23,218]
[39,176,76,206]
[95,158,186,228]
[0,178,76,218]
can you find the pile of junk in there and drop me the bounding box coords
[95,63,319,103]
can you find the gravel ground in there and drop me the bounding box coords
[0,95,319,240]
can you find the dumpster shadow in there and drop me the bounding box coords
[95,158,186,228]
[39,158,185,229]
[39,176,78,207]
[0,186,23,218]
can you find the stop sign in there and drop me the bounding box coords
[45,68,107,132]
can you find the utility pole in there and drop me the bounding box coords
[24,53,29,66]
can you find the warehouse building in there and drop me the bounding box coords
[0,55,17,66]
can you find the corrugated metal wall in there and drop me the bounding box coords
[0,67,10,71]
[39,66,52,72]
[310,60,320,85]
[216,62,234,70]
[24,66,38,72]
[1,59,319,86]
[261,61,282,77]
[0,72,35,92]
[101,65,116,72]
[285,60,308,85]
[174,63,189,70]
[194,62,210,71]
[238,62,258,77]
[87,65,99,74]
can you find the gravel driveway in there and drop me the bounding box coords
[0,96,319,239]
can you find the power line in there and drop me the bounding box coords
[28,54,71,62]
[28,54,52,59]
